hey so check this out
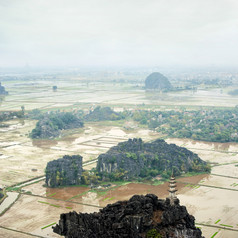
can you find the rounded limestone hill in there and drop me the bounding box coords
[145,72,172,91]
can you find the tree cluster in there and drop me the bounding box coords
[84,106,124,121]
[30,111,84,139]
[126,108,238,142]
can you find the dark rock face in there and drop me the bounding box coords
[53,194,204,238]
[0,82,8,95]
[145,72,172,91]
[45,155,83,188]
[96,138,209,180]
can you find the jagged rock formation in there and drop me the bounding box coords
[53,194,204,238]
[145,72,172,91]
[30,112,84,139]
[45,155,83,188]
[96,138,209,180]
[84,106,123,121]
[0,82,8,95]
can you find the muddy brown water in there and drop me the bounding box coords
[190,140,236,151]
[41,174,209,207]
[45,186,90,201]
[32,139,58,148]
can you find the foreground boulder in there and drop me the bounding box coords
[145,72,172,91]
[45,155,83,187]
[53,194,203,238]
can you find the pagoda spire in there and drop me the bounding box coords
[168,170,178,205]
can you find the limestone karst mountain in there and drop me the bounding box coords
[96,138,210,180]
[145,72,172,91]
[45,155,83,187]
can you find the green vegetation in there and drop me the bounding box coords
[6,187,21,192]
[45,155,83,188]
[84,106,124,121]
[97,138,210,182]
[67,191,89,201]
[38,201,61,208]
[125,108,238,142]
[152,180,164,186]
[215,219,221,224]
[48,193,56,197]
[30,111,84,139]
[211,231,219,238]
[30,106,238,143]
[81,170,100,185]
[146,228,162,238]
[220,224,233,228]
[0,110,24,123]
[0,189,5,201]
[38,201,49,205]
[185,184,200,189]
[41,222,56,230]
[44,137,210,188]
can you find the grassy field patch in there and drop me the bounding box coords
[211,231,218,238]
[41,222,56,230]
[66,206,72,209]
[214,219,221,224]
[48,193,56,197]
[220,224,233,228]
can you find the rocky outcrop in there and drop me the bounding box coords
[84,106,123,121]
[45,155,83,188]
[96,138,209,180]
[145,72,172,91]
[53,194,204,238]
[0,82,8,95]
[30,112,84,139]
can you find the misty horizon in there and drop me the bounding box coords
[0,0,238,69]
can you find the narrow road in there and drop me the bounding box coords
[0,192,18,214]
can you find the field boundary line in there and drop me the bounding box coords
[20,192,103,208]
[211,173,238,179]
[178,181,238,192]
[0,225,45,238]
[196,223,238,232]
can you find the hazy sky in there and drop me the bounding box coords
[0,0,238,68]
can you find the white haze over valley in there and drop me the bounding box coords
[0,0,238,69]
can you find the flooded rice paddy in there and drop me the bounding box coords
[0,79,238,237]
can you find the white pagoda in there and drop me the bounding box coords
[168,172,178,205]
